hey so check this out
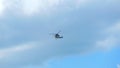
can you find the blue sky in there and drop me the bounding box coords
[0,0,120,68]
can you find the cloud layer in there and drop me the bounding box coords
[0,0,120,68]
[1,0,119,16]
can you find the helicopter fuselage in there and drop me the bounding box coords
[55,34,63,38]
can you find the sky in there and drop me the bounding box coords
[0,0,120,68]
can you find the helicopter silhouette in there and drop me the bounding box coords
[50,31,63,39]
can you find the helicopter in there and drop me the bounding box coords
[50,31,63,39]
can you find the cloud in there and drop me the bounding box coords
[106,22,120,35]
[0,42,39,68]
[0,42,36,59]
[0,0,66,16]
[118,64,120,68]
[96,36,117,50]
[0,0,111,16]
[21,0,43,16]
[96,21,120,50]
[0,21,95,68]
[0,0,6,16]
[0,0,120,68]
[16,0,77,16]
[0,14,120,68]
[0,37,92,68]
[0,0,119,16]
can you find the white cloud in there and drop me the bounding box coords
[117,64,120,68]
[0,42,36,59]
[75,0,90,7]
[0,0,119,16]
[106,22,120,35]
[2,0,66,16]
[96,21,120,50]
[96,36,117,50]
[19,0,67,16]
[0,0,6,16]
[21,0,41,16]
[0,0,64,16]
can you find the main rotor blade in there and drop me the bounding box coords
[49,33,55,35]
[57,30,61,34]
